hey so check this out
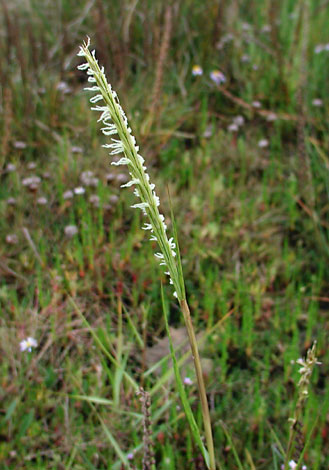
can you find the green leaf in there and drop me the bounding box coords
[5,398,18,421]
[70,394,114,406]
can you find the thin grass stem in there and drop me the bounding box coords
[180,299,216,470]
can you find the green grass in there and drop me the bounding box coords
[0,0,329,469]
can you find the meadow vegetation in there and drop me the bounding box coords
[0,1,328,469]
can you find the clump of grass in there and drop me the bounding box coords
[77,37,216,470]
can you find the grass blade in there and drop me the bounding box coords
[68,296,139,392]
[219,420,244,470]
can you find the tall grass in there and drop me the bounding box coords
[78,37,215,469]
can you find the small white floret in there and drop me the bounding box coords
[111,158,130,166]
[121,178,140,188]
[131,202,149,212]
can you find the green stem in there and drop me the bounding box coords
[284,425,296,470]
[284,406,302,470]
[180,299,216,470]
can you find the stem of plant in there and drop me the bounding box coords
[180,299,216,470]
[284,428,297,470]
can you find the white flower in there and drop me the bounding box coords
[71,146,83,153]
[6,197,16,205]
[192,65,203,76]
[6,234,18,245]
[233,115,245,126]
[80,171,99,187]
[89,194,100,206]
[22,176,41,187]
[288,460,297,469]
[116,173,129,184]
[13,141,27,149]
[314,44,324,54]
[242,22,251,31]
[6,163,16,172]
[106,173,116,182]
[266,113,277,122]
[56,81,72,94]
[74,186,85,195]
[63,190,74,200]
[210,70,226,85]
[109,194,119,204]
[312,98,323,107]
[64,225,78,237]
[20,337,37,352]
[27,162,37,170]
[258,139,269,148]
[227,123,239,132]
[184,377,193,386]
[241,54,250,63]
[37,197,48,205]
[202,125,213,138]
[252,100,261,108]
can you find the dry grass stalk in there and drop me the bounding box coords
[93,0,112,74]
[27,21,38,72]
[1,87,12,163]
[218,85,299,122]
[147,5,172,131]
[269,0,289,103]
[296,0,315,208]
[1,0,14,58]
[136,387,155,470]
[12,11,27,85]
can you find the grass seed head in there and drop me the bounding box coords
[77,38,185,300]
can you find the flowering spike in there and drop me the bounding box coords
[77,40,185,301]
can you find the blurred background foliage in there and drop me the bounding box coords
[0,1,329,469]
